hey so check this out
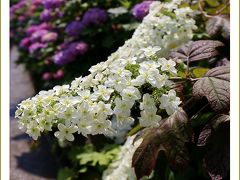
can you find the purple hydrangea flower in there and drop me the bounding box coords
[53,50,74,65]
[65,21,85,36]
[20,37,31,48]
[29,42,47,54]
[67,42,89,56]
[54,41,89,65]
[74,42,89,55]
[82,7,108,26]
[42,0,65,9]
[30,29,49,42]
[40,9,53,21]
[41,32,58,43]
[10,0,26,19]
[132,0,154,21]
[40,9,63,21]
[58,11,64,18]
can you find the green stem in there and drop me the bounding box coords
[169,77,200,81]
[198,0,213,18]
[127,124,142,136]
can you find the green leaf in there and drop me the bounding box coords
[44,47,54,53]
[68,145,89,163]
[192,68,209,78]
[78,167,87,173]
[205,0,220,7]
[102,36,114,48]
[160,8,177,19]
[119,0,131,8]
[192,66,230,113]
[191,112,216,127]
[75,144,119,167]
[78,152,107,166]
[57,167,76,180]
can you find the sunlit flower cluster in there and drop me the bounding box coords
[102,135,143,180]
[15,0,196,141]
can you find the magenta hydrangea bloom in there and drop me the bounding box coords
[65,21,85,36]
[41,32,58,43]
[42,72,52,81]
[10,0,26,18]
[53,69,64,79]
[75,42,89,55]
[30,29,49,42]
[26,23,52,35]
[132,0,154,20]
[20,37,31,48]
[29,42,47,54]
[82,7,108,26]
[32,0,43,6]
[42,0,65,9]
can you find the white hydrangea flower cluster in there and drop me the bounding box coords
[15,0,196,141]
[102,135,143,180]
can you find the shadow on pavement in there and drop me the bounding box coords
[13,135,59,179]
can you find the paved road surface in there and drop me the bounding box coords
[10,47,58,180]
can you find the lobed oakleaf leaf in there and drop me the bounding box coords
[206,15,230,40]
[197,124,212,147]
[132,133,162,179]
[132,108,192,179]
[216,58,230,67]
[169,40,224,62]
[203,114,230,180]
[192,66,230,113]
[211,114,230,129]
[197,114,230,147]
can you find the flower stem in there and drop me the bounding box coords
[127,124,142,136]
[169,77,200,82]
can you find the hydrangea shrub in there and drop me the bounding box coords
[15,0,196,142]
[14,0,231,179]
[10,0,148,91]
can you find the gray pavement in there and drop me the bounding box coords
[10,47,58,180]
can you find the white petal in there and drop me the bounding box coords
[65,134,74,141]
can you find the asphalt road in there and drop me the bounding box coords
[10,47,58,180]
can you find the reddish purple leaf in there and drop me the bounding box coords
[132,108,191,179]
[206,15,230,40]
[169,40,224,62]
[192,66,230,113]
